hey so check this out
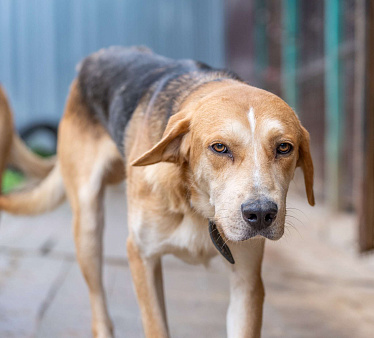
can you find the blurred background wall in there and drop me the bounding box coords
[0,0,225,129]
[0,0,373,253]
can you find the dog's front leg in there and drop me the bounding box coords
[226,238,265,338]
[127,236,169,338]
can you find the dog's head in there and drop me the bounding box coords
[132,82,314,244]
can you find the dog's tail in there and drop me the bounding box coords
[0,84,55,179]
[8,133,56,179]
[1,86,56,178]
[0,84,65,215]
[0,162,66,215]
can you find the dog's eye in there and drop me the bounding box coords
[211,143,228,154]
[276,143,293,155]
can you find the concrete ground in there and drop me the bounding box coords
[0,183,374,337]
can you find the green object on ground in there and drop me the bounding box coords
[2,170,25,193]
[1,146,54,194]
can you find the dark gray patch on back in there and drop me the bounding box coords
[78,46,241,155]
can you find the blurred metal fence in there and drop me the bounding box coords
[0,0,225,129]
[228,0,357,210]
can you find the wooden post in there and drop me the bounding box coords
[324,0,344,210]
[359,0,374,252]
[282,0,299,111]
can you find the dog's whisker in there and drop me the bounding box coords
[285,222,303,239]
[285,214,304,225]
[286,207,307,218]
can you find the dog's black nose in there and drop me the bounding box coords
[241,200,278,230]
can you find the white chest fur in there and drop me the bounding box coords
[131,210,217,265]
[166,213,217,264]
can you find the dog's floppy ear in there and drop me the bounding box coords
[131,111,190,166]
[297,126,315,206]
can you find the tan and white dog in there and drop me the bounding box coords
[0,46,314,338]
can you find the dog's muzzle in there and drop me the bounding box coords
[209,221,235,264]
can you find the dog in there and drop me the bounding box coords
[0,46,314,337]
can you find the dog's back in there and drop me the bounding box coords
[78,46,215,153]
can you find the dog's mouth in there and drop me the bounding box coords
[209,221,235,264]
[208,219,285,264]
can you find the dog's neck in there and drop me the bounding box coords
[143,161,209,219]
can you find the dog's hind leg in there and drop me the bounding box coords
[70,179,111,338]
[59,80,124,338]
